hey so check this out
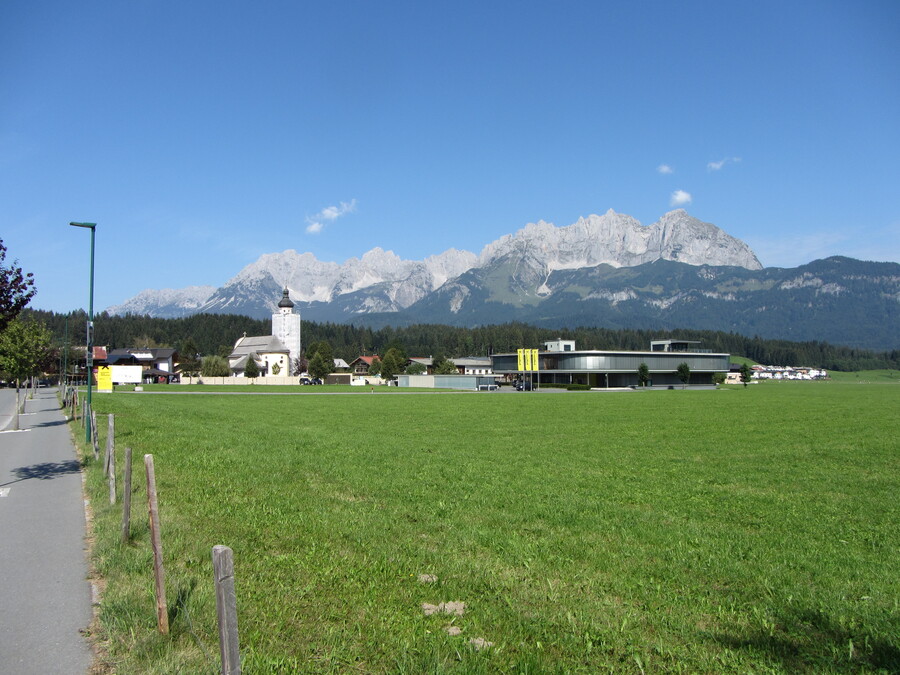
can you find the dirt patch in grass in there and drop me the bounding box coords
[422,601,466,616]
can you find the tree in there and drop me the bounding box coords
[379,348,405,383]
[201,355,230,377]
[740,362,753,387]
[677,362,691,389]
[0,317,52,429]
[306,341,333,367]
[434,356,459,375]
[712,371,727,385]
[637,362,650,387]
[308,351,331,381]
[367,356,382,377]
[244,356,260,379]
[406,361,426,375]
[0,239,37,333]
[132,334,167,349]
[291,355,307,376]
[179,337,201,376]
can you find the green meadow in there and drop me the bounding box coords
[82,381,900,673]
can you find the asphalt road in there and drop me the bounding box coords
[0,387,93,673]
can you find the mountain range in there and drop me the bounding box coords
[107,210,899,351]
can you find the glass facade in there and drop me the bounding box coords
[492,349,729,387]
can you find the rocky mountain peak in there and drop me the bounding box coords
[108,209,763,319]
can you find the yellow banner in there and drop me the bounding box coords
[531,349,539,371]
[517,348,525,371]
[97,365,113,392]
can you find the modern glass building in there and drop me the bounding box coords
[491,339,730,388]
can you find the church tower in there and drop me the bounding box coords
[272,288,301,373]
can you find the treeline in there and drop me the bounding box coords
[23,309,900,372]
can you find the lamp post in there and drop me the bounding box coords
[70,222,96,443]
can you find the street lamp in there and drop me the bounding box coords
[70,222,96,443]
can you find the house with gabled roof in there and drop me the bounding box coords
[348,355,381,377]
[105,347,179,383]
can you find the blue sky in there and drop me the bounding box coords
[2,1,898,313]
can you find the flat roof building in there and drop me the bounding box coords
[492,340,729,389]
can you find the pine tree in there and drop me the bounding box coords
[677,362,691,389]
[244,357,260,379]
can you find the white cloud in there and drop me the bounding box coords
[707,156,742,171]
[305,198,357,234]
[670,189,692,206]
[657,164,673,174]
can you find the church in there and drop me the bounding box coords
[228,289,302,376]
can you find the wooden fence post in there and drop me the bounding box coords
[212,545,241,675]
[108,435,116,505]
[91,411,99,461]
[144,454,169,634]
[104,414,115,476]
[121,447,132,543]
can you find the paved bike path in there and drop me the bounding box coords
[0,387,93,674]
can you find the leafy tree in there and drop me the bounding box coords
[367,357,382,377]
[308,351,331,381]
[433,355,459,375]
[201,355,230,377]
[406,361,427,375]
[0,239,37,333]
[637,362,650,387]
[712,371,727,385]
[740,362,753,387]
[132,334,168,348]
[677,362,691,389]
[0,318,52,429]
[384,341,407,363]
[291,355,307,376]
[379,348,406,382]
[306,340,334,367]
[244,356,260,379]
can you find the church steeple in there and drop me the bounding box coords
[272,288,301,372]
[277,288,294,313]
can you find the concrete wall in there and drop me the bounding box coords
[180,375,301,386]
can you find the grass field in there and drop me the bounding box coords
[81,380,900,673]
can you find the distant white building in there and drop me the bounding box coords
[229,289,302,376]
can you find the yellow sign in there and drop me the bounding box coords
[97,365,113,392]
[517,348,525,371]
[531,349,539,371]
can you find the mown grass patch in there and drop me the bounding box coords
[826,369,900,383]
[82,382,900,673]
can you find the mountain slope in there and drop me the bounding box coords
[103,210,899,350]
[400,256,899,350]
